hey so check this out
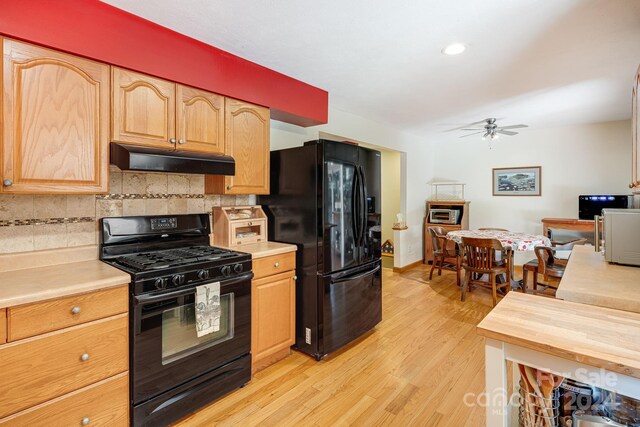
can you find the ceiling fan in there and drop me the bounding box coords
[459,118,528,140]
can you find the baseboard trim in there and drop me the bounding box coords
[393,260,423,273]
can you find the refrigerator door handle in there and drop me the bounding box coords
[352,166,360,245]
[331,265,381,284]
[358,166,368,248]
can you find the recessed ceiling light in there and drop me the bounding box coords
[442,43,466,56]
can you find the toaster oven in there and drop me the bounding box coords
[428,208,460,224]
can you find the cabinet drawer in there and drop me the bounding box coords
[7,285,128,341]
[0,372,129,426]
[0,315,128,418]
[252,252,295,280]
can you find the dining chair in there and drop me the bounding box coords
[522,246,566,295]
[522,239,587,295]
[460,237,512,306]
[428,226,461,287]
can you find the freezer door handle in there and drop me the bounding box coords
[352,165,361,244]
[331,265,380,284]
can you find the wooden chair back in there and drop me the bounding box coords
[428,226,447,254]
[461,237,508,273]
[534,246,560,278]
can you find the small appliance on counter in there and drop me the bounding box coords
[428,207,461,224]
[579,195,631,220]
[212,205,267,246]
[599,209,640,266]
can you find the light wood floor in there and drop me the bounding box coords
[176,264,498,427]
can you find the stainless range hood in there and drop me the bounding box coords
[110,143,235,175]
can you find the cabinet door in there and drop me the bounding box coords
[1,39,109,193]
[176,85,224,154]
[205,99,270,194]
[111,67,176,149]
[251,271,295,368]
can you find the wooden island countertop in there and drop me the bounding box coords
[556,245,640,313]
[477,292,640,379]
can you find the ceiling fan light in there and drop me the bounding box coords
[441,43,466,56]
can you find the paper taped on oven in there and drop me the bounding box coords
[195,282,221,337]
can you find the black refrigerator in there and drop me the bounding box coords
[260,139,382,360]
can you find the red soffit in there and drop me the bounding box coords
[0,0,328,127]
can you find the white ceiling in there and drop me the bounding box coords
[103,0,640,136]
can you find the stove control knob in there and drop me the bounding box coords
[221,265,232,277]
[154,278,167,290]
[197,269,210,280]
[233,263,243,274]
[171,274,185,287]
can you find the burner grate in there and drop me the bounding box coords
[115,246,237,272]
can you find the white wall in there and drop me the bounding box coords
[270,107,434,266]
[270,113,631,267]
[432,120,631,235]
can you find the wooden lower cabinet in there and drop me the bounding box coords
[251,253,296,374]
[0,373,129,426]
[0,286,129,424]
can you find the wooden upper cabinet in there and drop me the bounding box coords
[1,38,109,193]
[206,99,270,195]
[111,67,176,149]
[176,85,224,154]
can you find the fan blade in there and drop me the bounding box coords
[499,124,528,129]
[496,130,518,136]
[459,131,485,138]
[443,119,491,132]
[460,128,484,131]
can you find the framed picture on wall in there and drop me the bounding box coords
[492,166,541,196]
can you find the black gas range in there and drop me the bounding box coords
[100,214,253,427]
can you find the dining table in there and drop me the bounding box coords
[447,229,552,289]
[446,229,551,252]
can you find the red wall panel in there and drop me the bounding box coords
[0,0,328,127]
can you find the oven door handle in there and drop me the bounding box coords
[135,272,254,305]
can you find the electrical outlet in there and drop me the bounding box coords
[305,328,311,344]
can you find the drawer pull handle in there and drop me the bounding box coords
[81,417,90,425]
[71,306,81,315]
[169,138,176,144]
[3,179,12,187]
[80,353,90,362]
[294,275,298,280]
[178,139,185,145]
[274,262,280,268]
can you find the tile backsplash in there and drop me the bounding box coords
[0,166,255,254]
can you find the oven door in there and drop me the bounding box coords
[131,272,252,404]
